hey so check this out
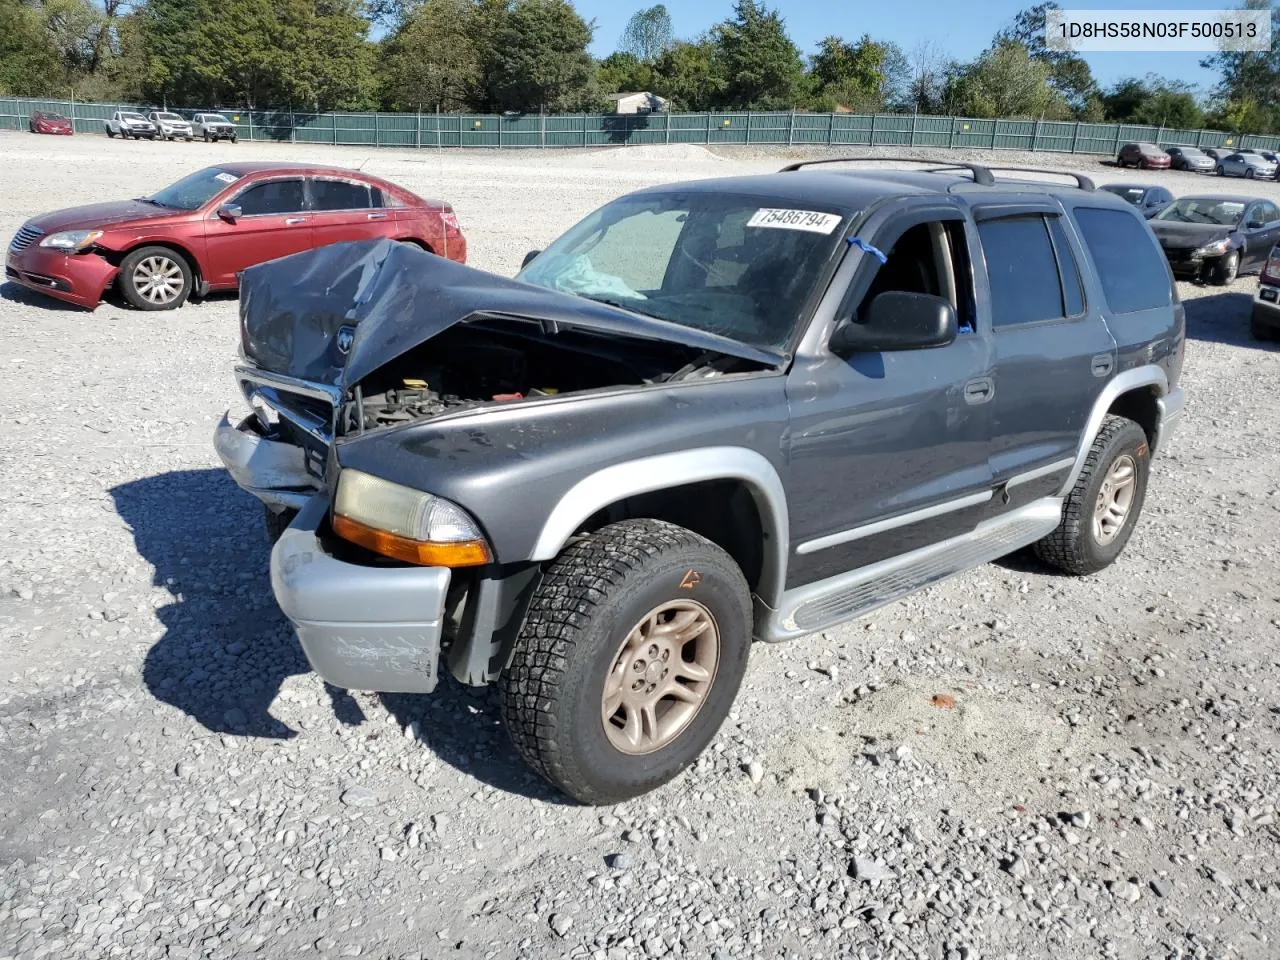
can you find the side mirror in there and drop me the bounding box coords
[217,204,242,223]
[831,291,958,354]
[521,249,541,269]
[1248,218,1266,230]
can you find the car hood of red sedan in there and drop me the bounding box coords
[26,200,181,234]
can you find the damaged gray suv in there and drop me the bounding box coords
[215,158,1186,804]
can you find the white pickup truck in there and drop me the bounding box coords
[104,111,157,140]
[148,111,194,141]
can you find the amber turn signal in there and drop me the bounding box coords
[332,513,493,567]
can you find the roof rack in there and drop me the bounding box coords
[779,156,996,186]
[981,166,1095,191]
[778,156,1096,191]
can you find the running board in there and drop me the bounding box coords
[756,498,1063,642]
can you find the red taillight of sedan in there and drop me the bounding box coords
[1262,252,1280,285]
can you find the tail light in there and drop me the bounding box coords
[440,207,460,232]
[1262,250,1280,284]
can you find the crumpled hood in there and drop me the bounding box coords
[27,200,179,233]
[1148,220,1234,248]
[238,238,785,389]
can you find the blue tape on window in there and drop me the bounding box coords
[848,236,888,263]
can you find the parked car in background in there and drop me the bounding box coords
[28,112,73,136]
[1117,142,1171,169]
[1149,194,1280,284]
[1202,147,1236,165]
[1100,183,1174,218]
[191,113,238,142]
[148,111,193,141]
[1165,146,1214,174]
[104,111,157,140]
[1216,152,1278,179]
[1251,243,1280,340]
[5,163,466,311]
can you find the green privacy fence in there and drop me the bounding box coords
[6,95,1280,154]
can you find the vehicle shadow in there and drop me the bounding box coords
[111,468,567,801]
[1184,290,1276,348]
[0,281,89,313]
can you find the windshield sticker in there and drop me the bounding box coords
[214,172,239,184]
[747,208,842,234]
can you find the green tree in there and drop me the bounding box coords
[952,41,1070,119]
[380,0,482,111]
[484,0,600,112]
[712,0,804,109]
[598,51,654,94]
[806,34,908,112]
[1102,76,1204,128]
[620,4,672,62]
[650,38,722,110]
[995,2,1099,115]
[0,0,62,95]
[1202,0,1280,120]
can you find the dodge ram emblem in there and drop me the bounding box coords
[335,325,356,355]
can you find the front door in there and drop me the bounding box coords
[973,206,1116,509]
[202,177,312,287]
[308,177,392,249]
[783,211,995,589]
[1241,200,1280,269]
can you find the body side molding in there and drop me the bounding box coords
[529,446,790,608]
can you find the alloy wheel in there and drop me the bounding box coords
[1092,455,1137,546]
[601,599,720,755]
[132,255,184,306]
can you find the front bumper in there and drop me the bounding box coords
[271,495,450,693]
[5,245,118,309]
[213,411,322,510]
[1155,386,1185,454]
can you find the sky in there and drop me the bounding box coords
[577,0,1233,95]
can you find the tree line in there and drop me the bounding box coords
[3,0,1280,134]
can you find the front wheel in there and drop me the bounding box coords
[1033,415,1150,575]
[1210,250,1240,285]
[501,519,752,805]
[119,246,193,310]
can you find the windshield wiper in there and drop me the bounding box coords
[135,197,169,208]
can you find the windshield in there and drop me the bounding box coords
[1155,198,1244,227]
[516,192,849,350]
[205,114,230,123]
[147,167,241,210]
[122,112,146,121]
[157,113,183,121]
[1103,186,1146,205]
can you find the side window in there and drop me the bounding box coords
[1257,201,1279,223]
[1072,207,1172,314]
[311,179,373,212]
[856,219,975,331]
[976,215,1071,327]
[235,179,306,216]
[1047,217,1085,316]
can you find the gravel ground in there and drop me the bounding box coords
[1,132,1279,960]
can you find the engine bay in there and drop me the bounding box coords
[339,316,762,435]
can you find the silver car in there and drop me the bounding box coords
[1217,152,1278,179]
[148,111,193,141]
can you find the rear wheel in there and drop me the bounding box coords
[1216,165,1225,176]
[119,246,193,310]
[1033,415,1150,576]
[500,519,752,804]
[105,126,114,138]
[1246,167,1256,179]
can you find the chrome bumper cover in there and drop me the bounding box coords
[213,411,320,511]
[271,495,449,693]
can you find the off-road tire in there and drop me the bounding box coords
[119,245,194,310]
[1210,250,1239,285]
[500,519,752,805]
[264,505,297,544]
[1033,415,1150,575]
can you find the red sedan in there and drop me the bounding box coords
[5,163,467,310]
[29,112,74,135]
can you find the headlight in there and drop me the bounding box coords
[332,468,493,567]
[1195,238,1232,257]
[40,229,103,252]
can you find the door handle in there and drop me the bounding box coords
[367,213,389,221]
[963,377,994,405]
[285,217,307,225]
[1090,354,1114,378]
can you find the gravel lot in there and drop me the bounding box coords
[2,132,1279,960]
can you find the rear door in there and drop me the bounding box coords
[202,177,312,286]
[974,204,1116,508]
[308,178,391,249]
[782,205,996,588]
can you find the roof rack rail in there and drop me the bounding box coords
[982,166,1095,191]
[778,155,996,186]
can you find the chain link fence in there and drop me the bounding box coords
[6,95,1279,154]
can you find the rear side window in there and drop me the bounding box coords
[977,215,1076,327]
[1047,218,1085,316]
[311,179,372,211]
[1072,208,1171,314]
